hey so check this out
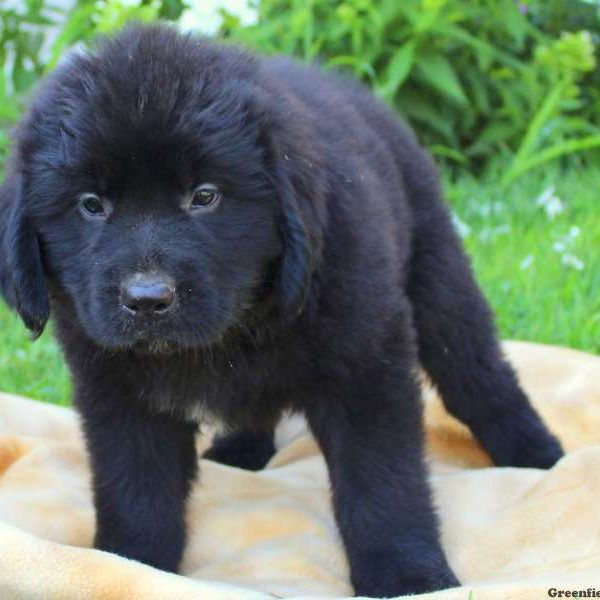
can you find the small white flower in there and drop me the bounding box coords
[179,0,258,35]
[544,196,564,219]
[552,226,582,257]
[451,212,471,238]
[552,241,566,253]
[179,8,221,34]
[535,185,565,220]
[561,254,585,271]
[536,186,555,206]
[520,255,534,270]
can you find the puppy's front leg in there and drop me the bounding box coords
[306,352,459,596]
[76,384,198,572]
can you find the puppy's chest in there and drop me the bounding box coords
[144,351,288,427]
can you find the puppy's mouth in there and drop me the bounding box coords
[118,321,221,352]
[92,312,230,354]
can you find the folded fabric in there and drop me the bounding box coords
[0,341,599,600]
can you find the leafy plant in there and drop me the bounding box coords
[502,30,600,186]
[221,0,600,176]
[0,0,186,167]
[1,0,599,181]
[48,0,171,69]
[0,0,57,163]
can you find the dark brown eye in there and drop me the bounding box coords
[79,193,110,220]
[190,184,221,211]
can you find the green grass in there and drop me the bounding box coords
[0,163,597,406]
[444,163,599,355]
[0,316,71,405]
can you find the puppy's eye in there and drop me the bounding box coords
[189,184,221,212]
[79,193,111,220]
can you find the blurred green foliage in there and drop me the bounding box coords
[221,0,600,179]
[1,0,599,179]
[0,0,185,171]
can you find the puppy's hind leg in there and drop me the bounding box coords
[203,429,276,471]
[406,191,563,468]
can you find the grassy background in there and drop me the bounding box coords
[0,162,597,407]
[446,163,599,354]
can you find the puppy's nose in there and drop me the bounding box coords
[121,274,175,315]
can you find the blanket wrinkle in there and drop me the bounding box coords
[0,340,599,599]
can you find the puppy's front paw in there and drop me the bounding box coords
[351,552,460,597]
[95,529,183,573]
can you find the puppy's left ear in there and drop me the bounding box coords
[0,174,49,339]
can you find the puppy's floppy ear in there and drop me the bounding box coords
[0,173,49,339]
[273,159,315,316]
[251,84,322,317]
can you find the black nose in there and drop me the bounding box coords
[121,274,175,315]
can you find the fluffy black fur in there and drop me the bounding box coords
[0,24,563,596]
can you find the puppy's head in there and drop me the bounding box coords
[0,25,321,351]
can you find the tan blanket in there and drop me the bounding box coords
[0,341,599,600]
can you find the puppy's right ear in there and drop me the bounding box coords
[0,173,49,339]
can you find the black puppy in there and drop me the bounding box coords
[0,24,563,596]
